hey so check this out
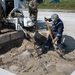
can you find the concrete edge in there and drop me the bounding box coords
[0,68,16,75]
[0,31,24,44]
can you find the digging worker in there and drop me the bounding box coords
[28,0,38,29]
[42,13,64,53]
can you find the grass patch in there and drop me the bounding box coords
[37,0,75,10]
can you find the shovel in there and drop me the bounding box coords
[45,20,57,50]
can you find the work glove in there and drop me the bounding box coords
[52,36,58,44]
[44,17,48,21]
[52,39,56,44]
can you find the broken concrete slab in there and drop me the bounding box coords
[0,68,16,75]
[71,71,75,75]
[0,31,24,44]
[0,31,24,49]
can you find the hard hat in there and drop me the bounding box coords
[51,14,59,21]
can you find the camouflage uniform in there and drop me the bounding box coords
[0,0,3,33]
[28,0,38,27]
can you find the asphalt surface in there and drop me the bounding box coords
[23,10,75,38]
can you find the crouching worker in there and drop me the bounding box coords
[42,13,64,53]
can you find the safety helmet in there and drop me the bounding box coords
[51,14,59,21]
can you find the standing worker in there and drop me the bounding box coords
[42,13,64,53]
[28,0,38,29]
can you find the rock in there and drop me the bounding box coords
[9,65,19,73]
[56,63,75,74]
[2,55,13,63]
[20,50,32,58]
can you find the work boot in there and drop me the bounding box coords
[42,46,49,54]
[62,43,66,48]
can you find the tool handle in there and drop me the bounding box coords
[45,21,54,41]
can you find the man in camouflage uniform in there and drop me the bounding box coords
[28,0,38,28]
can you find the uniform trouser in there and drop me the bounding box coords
[44,32,63,49]
[30,12,37,26]
[29,8,37,26]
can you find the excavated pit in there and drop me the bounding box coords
[0,25,75,75]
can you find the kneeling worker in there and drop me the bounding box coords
[42,13,64,53]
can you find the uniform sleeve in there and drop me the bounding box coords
[56,22,63,37]
[49,18,52,22]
